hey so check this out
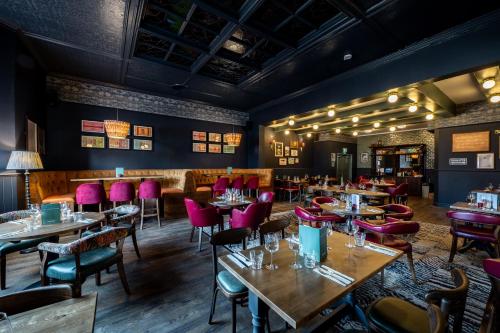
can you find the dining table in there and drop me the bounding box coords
[309,185,389,199]
[320,202,385,218]
[450,201,500,216]
[208,197,254,209]
[219,232,403,332]
[8,292,97,333]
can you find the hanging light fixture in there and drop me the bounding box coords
[226,126,242,146]
[387,92,399,103]
[104,109,130,139]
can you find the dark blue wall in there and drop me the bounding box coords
[434,122,500,206]
[43,102,247,170]
[312,141,357,178]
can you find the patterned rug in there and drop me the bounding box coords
[234,211,490,332]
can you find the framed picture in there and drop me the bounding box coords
[331,153,336,167]
[274,142,283,157]
[477,153,494,169]
[223,145,235,154]
[133,125,152,137]
[192,143,206,153]
[288,157,295,165]
[360,152,369,163]
[295,158,299,164]
[192,131,207,141]
[134,139,152,151]
[81,120,105,133]
[279,158,287,166]
[291,149,298,157]
[81,135,105,148]
[284,146,290,156]
[290,140,298,149]
[452,131,490,152]
[108,138,130,150]
[208,144,222,153]
[209,132,222,142]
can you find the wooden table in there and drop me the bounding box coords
[450,201,500,216]
[0,212,105,242]
[320,203,385,218]
[219,232,403,331]
[366,182,395,190]
[70,175,163,183]
[208,197,254,209]
[8,293,97,333]
[309,186,389,198]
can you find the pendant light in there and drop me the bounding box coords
[226,126,242,147]
[104,108,130,139]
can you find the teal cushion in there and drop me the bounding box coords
[217,271,247,294]
[0,237,51,255]
[367,297,429,333]
[46,247,118,281]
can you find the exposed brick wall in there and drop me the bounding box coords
[434,101,500,128]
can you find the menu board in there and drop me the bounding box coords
[452,131,490,152]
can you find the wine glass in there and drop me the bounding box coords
[287,233,302,270]
[0,312,12,333]
[345,218,355,248]
[265,233,279,270]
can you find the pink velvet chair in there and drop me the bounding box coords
[110,182,135,208]
[294,206,344,228]
[138,180,161,230]
[212,177,230,198]
[377,204,414,220]
[229,202,267,238]
[185,198,223,251]
[230,176,244,191]
[481,258,500,333]
[76,183,105,212]
[257,192,275,222]
[387,183,409,204]
[245,176,260,197]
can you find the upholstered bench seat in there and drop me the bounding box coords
[41,193,76,205]
[367,297,429,333]
[0,238,51,255]
[217,271,247,294]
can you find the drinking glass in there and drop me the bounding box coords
[264,233,279,270]
[354,230,366,247]
[0,312,12,333]
[249,250,264,270]
[304,250,316,269]
[345,219,355,248]
[287,233,302,270]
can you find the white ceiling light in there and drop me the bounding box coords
[352,116,359,123]
[389,126,396,132]
[306,132,312,138]
[312,124,319,130]
[397,124,407,129]
[373,122,381,128]
[352,131,358,136]
[364,129,372,133]
[284,129,290,135]
[490,94,500,103]
[389,117,396,121]
[482,77,496,90]
[387,92,399,103]
[408,104,418,112]
[288,119,295,126]
[335,128,341,134]
[327,109,335,117]
[425,114,434,120]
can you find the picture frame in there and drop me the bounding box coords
[284,146,290,156]
[274,142,283,157]
[192,131,207,141]
[477,153,494,169]
[291,149,298,157]
[288,157,295,165]
[208,144,222,153]
[331,153,336,167]
[209,132,222,142]
[295,158,299,164]
[133,125,153,137]
[81,135,105,148]
[223,133,231,143]
[452,131,490,152]
[192,142,206,153]
[223,145,235,154]
[279,158,287,166]
[133,139,152,151]
[360,152,369,163]
[81,120,105,133]
[108,138,130,150]
[290,140,298,149]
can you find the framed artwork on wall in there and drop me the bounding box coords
[81,120,105,133]
[192,131,207,141]
[452,131,490,152]
[274,142,283,157]
[360,152,369,163]
[133,139,152,151]
[192,143,206,153]
[291,149,298,157]
[284,146,290,156]
[208,144,222,153]
[477,153,494,169]
[279,158,287,166]
[331,153,336,167]
[295,158,299,164]
[209,132,222,142]
[133,125,152,137]
[290,141,298,149]
[109,138,130,150]
[81,135,105,148]
[223,145,235,154]
[288,157,295,165]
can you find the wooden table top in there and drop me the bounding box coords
[70,175,163,182]
[320,203,385,217]
[9,293,97,333]
[0,212,105,242]
[366,182,395,188]
[219,232,402,329]
[309,186,389,198]
[450,202,500,216]
[208,197,254,208]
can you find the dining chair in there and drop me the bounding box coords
[273,179,284,201]
[230,176,245,191]
[38,227,131,297]
[76,183,105,212]
[245,176,260,197]
[480,258,500,333]
[185,198,223,251]
[294,206,345,228]
[109,182,136,208]
[0,284,73,315]
[282,180,300,203]
[310,197,346,221]
[0,210,55,290]
[377,204,414,220]
[208,227,252,333]
[212,177,230,198]
[354,218,420,283]
[447,211,500,262]
[138,180,161,229]
[257,192,275,222]
[259,218,290,245]
[229,202,268,239]
[387,183,409,204]
[366,268,469,333]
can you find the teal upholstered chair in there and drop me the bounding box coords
[38,227,130,297]
[0,210,54,290]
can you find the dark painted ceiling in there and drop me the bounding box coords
[1,0,499,111]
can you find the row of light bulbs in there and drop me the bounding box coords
[482,77,500,103]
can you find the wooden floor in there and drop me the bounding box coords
[0,196,449,332]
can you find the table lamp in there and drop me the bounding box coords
[6,151,44,208]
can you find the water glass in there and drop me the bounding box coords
[0,312,12,333]
[73,212,84,222]
[354,230,366,247]
[345,219,355,248]
[304,250,316,269]
[264,233,279,270]
[287,233,302,270]
[249,250,264,270]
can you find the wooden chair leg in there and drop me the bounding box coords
[198,227,203,252]
[231,299,237,333]
[116,261,131,294]
[131,230,141,259]
[78,204,82,212]
[0,255,6,290]
[99,203,102,212]
[208,287,219,324]
[449,234,458,263]
[156,198,161,228]
[380,269,385,287]
[407,252,417,283]
[140,199,145,230]
[72,281,82,298]
[95,272,101,286]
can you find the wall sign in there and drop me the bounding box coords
[449,158,467,166]
[477,153,495,169]
[452,131,490,152]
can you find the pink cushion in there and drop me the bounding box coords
[138,180,161,199]
[110,182,135,202]
[76,183,105,205]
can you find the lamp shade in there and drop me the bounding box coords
[6,151,43,170]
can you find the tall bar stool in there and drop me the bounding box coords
[230,176,244,191]
[245,176,259,197]
[110,182,135,208]
[212,177,229,198]
[138,180,161,229]
[76,183,105,212]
